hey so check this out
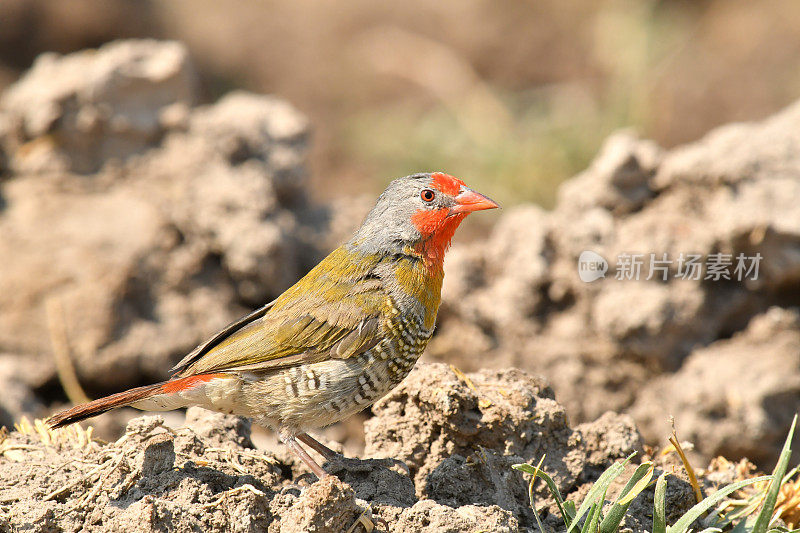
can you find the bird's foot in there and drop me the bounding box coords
[280,434,329,479]
[324,455,409,477]
[278,482,305,496]
[282,432,407,483]
[297,432,341,461]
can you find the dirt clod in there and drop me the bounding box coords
[141,433,175,477]
[277,476,361,533]
[0,40,332,412]
[0,362,662,531]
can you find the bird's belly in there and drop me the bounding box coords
[241,341,422,432]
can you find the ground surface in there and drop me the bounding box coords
[0,40,798,532]
[0,363,699,532]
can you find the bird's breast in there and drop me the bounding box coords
[382,256,444,331]
[243,320,434,432]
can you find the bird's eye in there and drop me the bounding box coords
[420,189,435,203]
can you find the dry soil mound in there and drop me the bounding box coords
[434,107,800,465]
[0,363,695,532]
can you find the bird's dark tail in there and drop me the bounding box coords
[47,373,227,429]
[47,382,167,429]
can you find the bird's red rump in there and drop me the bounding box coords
[431,172,465,195]
[161,373,224,393]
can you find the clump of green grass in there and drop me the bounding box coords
[513,415,798,533]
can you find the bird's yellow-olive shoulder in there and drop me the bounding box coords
[172,246,390,375]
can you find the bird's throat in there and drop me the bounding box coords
[411,211,467,271]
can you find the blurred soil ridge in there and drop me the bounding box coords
[0,40,346,412]
[3,0,800,207]
[1,363,694,532]
[434,101,800,466]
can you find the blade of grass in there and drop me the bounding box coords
[709,465,800,531]
[522,456,547,510]
[669,431,703,504]
[667,476,772,533]
[514,460,571,530]
[618,462,655,506]
[600,462,654,533]
[730,519,751,533]
[782,465,799,484]
[654,472,669,533]
[582,500,604,533]
[709,496,761,529]
[752,415,797,533]
[527,456,549,533]
[567,454,635,533]
[565,500,577,525]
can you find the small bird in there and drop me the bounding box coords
[48,172,498,478]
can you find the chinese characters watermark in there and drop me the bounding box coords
[577,251,762,282]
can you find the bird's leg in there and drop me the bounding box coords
[280,434,328,479]
[297,432,340,461]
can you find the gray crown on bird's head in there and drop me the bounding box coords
[350,173,445,252]
[349,172,498,257]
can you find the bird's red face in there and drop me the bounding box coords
[410,172,499,267]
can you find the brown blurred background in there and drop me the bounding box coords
[2,0,799,208]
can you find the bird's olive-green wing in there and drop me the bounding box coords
[171,246,387,377]
[170,300,276,376]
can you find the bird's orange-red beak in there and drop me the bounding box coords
[450,188,500,214]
